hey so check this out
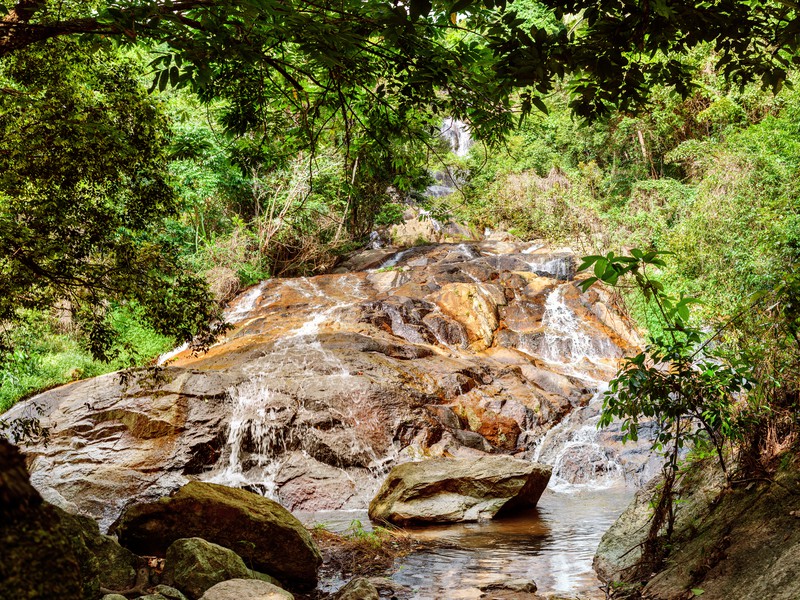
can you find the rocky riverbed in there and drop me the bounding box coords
[6,233,656,531]
[4,226,669,598]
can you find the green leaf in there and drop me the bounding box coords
[594,258,607,278]
[677,305,690,321]
[158,69,169,92]
[578,255,602,271]
[449,0,472,13]
[532,96,549,115]
[691,589,705,597]
[409,0,432,20]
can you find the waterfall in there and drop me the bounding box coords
[539,287,597,364]
[226,281,267,323]
[536,287,621,367]
[440,117,473,157]
[521,287,630,489]
[205,379,289,498]
[531,386,625,491]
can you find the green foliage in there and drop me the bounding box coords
[581,250,753,477]
[0,39,222,362]
[580,249,754,575]
[4,0,800,131]
[0,308,173,413]
[374,203,407,227]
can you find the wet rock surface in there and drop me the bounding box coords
[6,235,656,533]
[368,456,551,525]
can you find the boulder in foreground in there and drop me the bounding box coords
[199,579,293,600]
[368,456,551,525]
[110,482,320,591]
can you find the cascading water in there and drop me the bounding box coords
[536,286,621,368]
[539,287,597,364]
[205,378,291,498]
[516,286,629,491]
[226,281,267,323]
[530,385,624,491]
[440,117,473,157]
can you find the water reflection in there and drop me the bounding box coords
[392,487,630,599]
[304,488,632,599]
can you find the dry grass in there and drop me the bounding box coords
[310,522,418,581]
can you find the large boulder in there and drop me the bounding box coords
[199,579,293,600]
[2,438,151,600]
[110,482,321,592]
[0,439,101,600]
[368,456,551,525]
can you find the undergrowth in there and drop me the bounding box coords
[310,519,417,581]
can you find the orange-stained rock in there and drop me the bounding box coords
[5,236,655,535]
[452,401,521,451]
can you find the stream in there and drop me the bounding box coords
[304,485,631,599]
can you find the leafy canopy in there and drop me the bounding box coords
[0,40,224,359]
[2,0,799,125]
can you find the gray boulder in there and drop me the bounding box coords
[199,579,293,600]
[368,455,551,525]
[479,577,537,593]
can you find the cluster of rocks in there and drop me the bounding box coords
[3,435,554,600]
[4,236,648,530]
[1,443,309,599]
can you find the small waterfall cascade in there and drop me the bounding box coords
[205,379,290,498]
[226,281,267,323]
[524,254,573,280]
[422,117,473,198]
[537,286,621,367]
[524,287,630,490]
[539,287,597,365]
[530,386,624,491]
[440,117,473,157]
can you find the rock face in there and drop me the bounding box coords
[594,456,800,600]
[5,235,654,533]
[111,482,320,592]
[368,456,551,525]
